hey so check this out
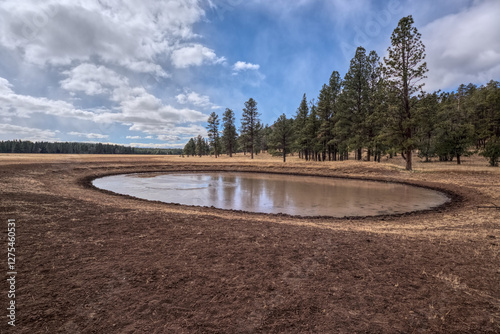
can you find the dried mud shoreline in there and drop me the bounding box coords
[0,155,499,333]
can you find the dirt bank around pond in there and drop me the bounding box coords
[0,154,498,333]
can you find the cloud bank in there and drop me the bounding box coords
[422,0,500,91]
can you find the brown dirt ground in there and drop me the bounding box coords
[0,153,499,333]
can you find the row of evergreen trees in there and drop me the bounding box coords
[0,140,183,155]
[183,79,500,166]
[183,16,500,168]
[183,98,265,159]
[275,79,500,166]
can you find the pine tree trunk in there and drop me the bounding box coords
[405,149,412,170]
[283,142,286,162]
[456,154,461,165]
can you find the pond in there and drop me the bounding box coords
[92,172,450,217]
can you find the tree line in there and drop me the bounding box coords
[184,16,500,168]
[183,97,265,159]
[0,140,183,155]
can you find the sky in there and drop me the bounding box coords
[0,0,499,148]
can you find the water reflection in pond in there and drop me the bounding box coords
[93,172,450,217]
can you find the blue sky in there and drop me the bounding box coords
[0,0,499,148]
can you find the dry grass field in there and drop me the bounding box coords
[0,153,498,333]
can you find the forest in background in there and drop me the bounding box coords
[0,140,182,155]
[184,16,500,168]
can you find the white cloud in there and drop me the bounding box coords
[61,63,129,96]
[0,1,223,143]
[233,61,260,72]
[126,135,142,139]
[231,61,265,84]
[68,131,109,139]
[0,76,96,120]
[118,60,169,78]
[421,0,500,91]
[109,93,208,124]
[157,134,181,141]
[0,77,13,94]
[0,0,206,74]
[126,124,208,140]
[176,90,220,109]
[1,75,208,141]
[58,65,209,134]
[171,44,226,68]
[0,124,58,141]
[127,122,207,138]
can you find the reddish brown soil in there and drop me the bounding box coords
[0,155,499,333]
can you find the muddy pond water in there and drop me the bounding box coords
[93,172,450,217]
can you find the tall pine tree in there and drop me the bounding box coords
[306,103,321,161]
[271,114,295,162]
[293,94,309,159]
[183,138,196,156]
[317,84,333,161]
[328,71,342,160]
[383,15,428,170]
[365,50,383,161]
[240,98,261,159]
[341,47,370,160]
[206,112,220,158]
[221,108,238,157]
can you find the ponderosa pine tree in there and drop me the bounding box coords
[240,98,261,159]
[305,103,321,161]
[260,124,273,153]
[271,114,295,162]
[327,71,342,160]
[195,134,205,157]
[221,108,237,157]
[435,91,475,164]
[183,138,196,157]
[293,94,309,159]
[383,15,428,170]
[206,111,220,158]
[483,81,500,141]
[365,50,383,161]
[254,121,264,155]
[341,47,370,160]
[415,92,440,162]
[317,84,333,161]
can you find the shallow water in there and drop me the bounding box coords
[93,172,450,217]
